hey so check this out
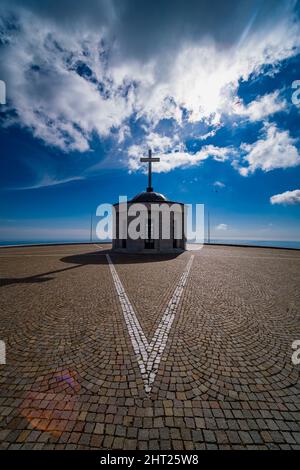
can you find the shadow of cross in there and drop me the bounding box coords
[0,264,81,287]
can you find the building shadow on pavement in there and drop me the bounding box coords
[0,249,182,287]
[61,249,182,266]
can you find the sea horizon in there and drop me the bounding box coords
[1,239,300,250]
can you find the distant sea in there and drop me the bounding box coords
[0,240,95,247]
[0,239,300,249]
[208,239,300,250]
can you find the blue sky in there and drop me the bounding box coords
[0,0,300,243]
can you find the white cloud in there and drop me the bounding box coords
[117,125,131,144]
[0,1,299,158]
[0,17,135,152]
[238,124,300,176]
[128,135,234,172]
[133,11,300,127]
[216,223,228,230]
[213,181,225,188]
[232,91,287,122]
[270,189,300,205]
[197,129,218,140]
[11,176,84,191]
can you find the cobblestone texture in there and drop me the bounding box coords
[0,243,299,450]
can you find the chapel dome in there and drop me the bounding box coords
[130,191,168,203]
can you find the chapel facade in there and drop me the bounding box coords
[112,150,186,253]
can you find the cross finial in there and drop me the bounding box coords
[140,149,160,192]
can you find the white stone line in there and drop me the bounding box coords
[145,255,194,391]
[106,253,194,393]
[106,254,149,364]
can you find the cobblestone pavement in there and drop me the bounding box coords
[0,243,300,450]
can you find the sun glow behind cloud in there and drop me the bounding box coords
[0,0,299,184]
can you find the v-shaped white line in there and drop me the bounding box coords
[106,254,194,393]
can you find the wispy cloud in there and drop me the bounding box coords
[213,181,226,188]
[216,223,228,231]
[4,176,84,191]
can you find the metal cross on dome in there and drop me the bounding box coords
[140,149,160,192]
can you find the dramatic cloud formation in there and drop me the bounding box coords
[270,189,300,205]
[0,0,299,175]
[238,124,300,176]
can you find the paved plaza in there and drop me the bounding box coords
[0,243,300,450]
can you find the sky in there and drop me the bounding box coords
[0,0,300,243]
